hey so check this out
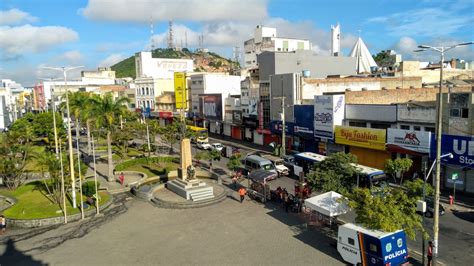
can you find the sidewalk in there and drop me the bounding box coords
[440,190,474,211]
[208,133,273,153]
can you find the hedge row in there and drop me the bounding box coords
[115,156,179,171]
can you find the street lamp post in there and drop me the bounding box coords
[414,41,473,264]
[41,66,83,209]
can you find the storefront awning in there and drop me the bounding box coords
[386,144,426,156]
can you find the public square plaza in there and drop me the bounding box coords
[1,192,344,265]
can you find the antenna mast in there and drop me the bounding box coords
[168,21,174,49]
[150,15,155,52]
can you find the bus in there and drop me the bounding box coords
[351,163,388,188]
[293,152,327,174]
[186,125,209,143]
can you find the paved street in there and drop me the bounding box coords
[1,192,344,265]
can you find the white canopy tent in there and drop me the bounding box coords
[304,191,350,217]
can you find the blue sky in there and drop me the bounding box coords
[1,0,473,86]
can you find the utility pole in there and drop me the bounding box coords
[92,135,100,215]
[41,66,83,208]
[414,41,472,265]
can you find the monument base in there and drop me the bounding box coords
[166,178,215,202]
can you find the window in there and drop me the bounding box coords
[450,108,460,117]
[349,121,366,127]
[425,127,435,133]
[369,244,378,253]
[371,123,390,129]
[400,125,410,130]
[348,238,355,246]
[461,108,469,118]
[414,126,421,131]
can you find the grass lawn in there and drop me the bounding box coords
[122,162,177,178]
[0,181,110,219]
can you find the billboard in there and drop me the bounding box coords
[201,94,222,120]
[430,134,474,167]
[294,105,314,136]
[335,126,386,151]
[314,95,345,139]
[248,98,258,116]
[232,110,242,124]
[387,129,431,154]
[174,72,187,109]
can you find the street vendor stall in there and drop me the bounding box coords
[303,191,349,227]
[246,170,277,203]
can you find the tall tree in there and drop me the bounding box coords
[0,132,30,190]
[348,186,425,240]
[385,158,413,185]
[306,152,359,194]
[158,122,181,154]
[91,93,130,180]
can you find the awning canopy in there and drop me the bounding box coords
[304,191,350,217]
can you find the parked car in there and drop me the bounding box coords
[282,155,296,176]
[425,197,446,217]
[197,140,212,150]
[260,154,289,177]
[211,143,224,152]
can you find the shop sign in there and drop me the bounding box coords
[243,116,258,129]
[335,126,386,151]
[232,110,242,124]
[159,111,173,119]
[430,134,474,167]
[294,126,313,134]
[387,128,431,154]
[174,72,187,109]
[201,93,223,120]
[314,95,344,139]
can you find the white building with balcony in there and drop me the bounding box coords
[244,25,311,69]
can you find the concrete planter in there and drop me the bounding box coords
[5,193,113,228]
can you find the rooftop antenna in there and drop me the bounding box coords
[168,21,174,49]
[185,31,188,48]
[150,15,155,52]
[198,33,204,51]
[232,46,241,73]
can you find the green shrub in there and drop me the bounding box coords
[82,181,100,197]
[115,156,179,171]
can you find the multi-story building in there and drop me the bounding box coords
[240,69,260,142]
[189,73,241,131]
[223,96,242,139]
[134,52,193,112]
[244,25,311,69]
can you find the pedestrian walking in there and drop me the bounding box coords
[239,187,247,203]
[284,193,290,213]
[0,214,6,234]
[119,172,125,186]
[427,241,433,266]
[232,175,238,189]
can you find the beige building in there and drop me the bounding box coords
[396,61,474,84]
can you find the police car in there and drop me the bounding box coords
[337,223,409,266]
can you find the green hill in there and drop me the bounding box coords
[111,48,240,79]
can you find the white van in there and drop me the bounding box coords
[260,154,289,177]
[242,155,277,176]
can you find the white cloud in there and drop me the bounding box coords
[81,0,267,23]
[392,36,474,61]
[58,50,83,64]
[95,41,142,53]
[0,8,38,25]
[98,54,126,67]
[367,5,473,37]
[0,24,79,58]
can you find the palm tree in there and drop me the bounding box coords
[91,93,130,181]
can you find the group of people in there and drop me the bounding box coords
[274,187,303,213]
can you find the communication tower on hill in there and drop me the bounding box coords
[167,21,174,49]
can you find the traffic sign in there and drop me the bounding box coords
[452,172,459,180]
